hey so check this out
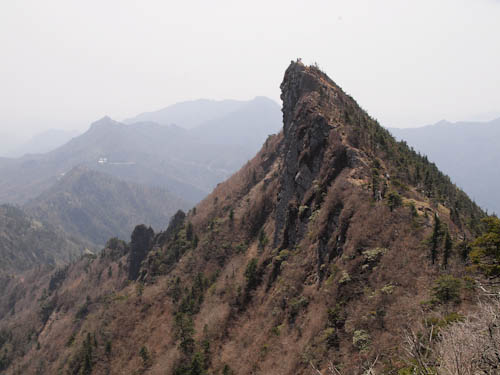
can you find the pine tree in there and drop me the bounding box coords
[430,213,442,264]
[81,333,93,375]
[186,222,193,242]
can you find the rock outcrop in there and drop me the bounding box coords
[0,61,486,375]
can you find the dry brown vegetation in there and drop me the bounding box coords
[0,61,492,375]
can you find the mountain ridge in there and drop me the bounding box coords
[0,98,281,206]
[24,166,189,247]
[123,97,279,129]
[0,204,86,275]
[0,61,487,375]
[389,117,500,214]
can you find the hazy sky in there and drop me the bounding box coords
[1,0,499,137]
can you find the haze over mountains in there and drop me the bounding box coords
[389,117,500,215]
[124,98,251,129]
[0,97,281,271]
[0,204,85,274]
[0,96,281,206]
[24,167,188,247]
[1,129,80,158]
[0,61,489,375]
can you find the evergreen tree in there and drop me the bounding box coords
[81,333,93,375]
[470,216,500,276]
[387,191,402,212]
[430,213,442,264]
[186,222,193,242]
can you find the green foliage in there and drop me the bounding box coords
[66,332,76,347]
[139,346,151,368]
[68,333,93,375]
[321,327,338,348]
[234,242,248,254]
[458,240,471,262]
[136,282,144,297]
[0,204,84,274]
[169,276,183,303]
[105,340,112,355]
[48,267,68,293]
[258,229,268,251]
[147,221,195,277]
[398,364,437,375]
[339,271,351,284]
[430,214,442,265]
[170,273,216,375]
[362,247,387,263]
[381,284,395,295]
[178,273,207,315]
[425,312,464,330]
[186,222,194,242]
[39,295,57,325]
[0,329,12,349]
[345,106,485,232]
[244,258,260,293]
[75,296,91,321]
[327,304,346,328]
[288,296,309,324]
[387,191,402,211]
[0,329,12,371]
[104,237,129,261]
[223,364,234,375]
[470,216,500,276]
[174,313,195,355]
[408,201,418,218]
[432,275,462,304]
[352,330,371,351]
[0,352,11,372]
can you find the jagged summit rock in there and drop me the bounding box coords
[274,61,370,249]
[0,62,486,375]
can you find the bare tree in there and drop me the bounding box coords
[401,324,437,375]
[437,299,500,375]
[310,355,379,375]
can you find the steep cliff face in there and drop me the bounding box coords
[0,61,485,375]
[274,62,369,252]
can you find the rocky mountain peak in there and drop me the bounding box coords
[274,61,362,249]
[0,62,488,375]
[280,60,344,136]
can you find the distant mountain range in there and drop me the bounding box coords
[0,97,281,265]
[389,117,500,214]
[24,166,189,247]
[0,96,281,206]
[0,61,489,375]
[124,98,249,129]
[0,204,85,274]
[2,129,80,158]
